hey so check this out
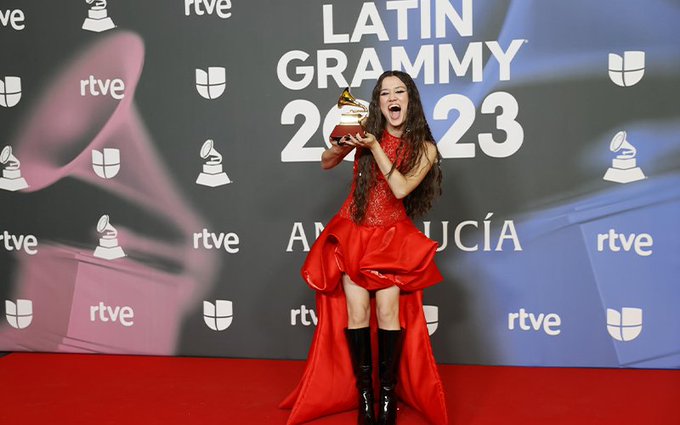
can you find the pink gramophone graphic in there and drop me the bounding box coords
[0,32,218,355]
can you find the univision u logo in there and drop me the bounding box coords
[608,51,645,87]
[0,76,22,108]
[203,300,233,331]
[5,299,33,329]
[92,148,120,179]
[607,307,642,342]
[423,305,439,336]
[195,67,226,100]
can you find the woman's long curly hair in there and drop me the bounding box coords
[351,70,442,223]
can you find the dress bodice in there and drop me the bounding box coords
[338,131,409,226]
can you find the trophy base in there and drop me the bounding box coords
[331,124,365,141]
[196,172,232,187]
[0,177,28,191]
[82,18,116,33]
[94,246,126,260]
[603,167,646,184]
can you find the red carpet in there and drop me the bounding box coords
[0,353,678,425]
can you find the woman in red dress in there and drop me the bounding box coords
[281,71,448,425]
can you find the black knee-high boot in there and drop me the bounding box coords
[345,327,376,425]
[377,328,403,425]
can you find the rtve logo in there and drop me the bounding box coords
[608,51,645,87]
[607,307,642,342]
[0,230,38,255]
[90,302,134,327]
[508,308,561,336]
[195,67,226,100]
[80,75,125,100]
[0,9,25,30]
[597,229,653,257]
[291,304,440,336]
[92,148,121,179]
[203,300,233,331]
[0,76,21,108]
[193,229,240,253]
[5,299,32,329]
[184,0,232,19]
[290,304,317,326]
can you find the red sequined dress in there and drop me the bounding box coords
[280,131,448,425]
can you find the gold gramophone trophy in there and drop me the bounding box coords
[330,87,368,144]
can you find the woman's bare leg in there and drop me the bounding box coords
[375,285,400,330]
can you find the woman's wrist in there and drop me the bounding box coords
[329,142,345,154]
[368,140,382,153]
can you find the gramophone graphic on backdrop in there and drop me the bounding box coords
[196,139,232,187]
[93,214,126,260]
[0,146,29,191]
[330,87,368,145]
[82,0,116,33]
[603,131,646,184]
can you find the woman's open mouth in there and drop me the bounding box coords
[388,104,402,121]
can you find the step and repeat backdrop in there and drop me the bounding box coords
[0,1,678,368]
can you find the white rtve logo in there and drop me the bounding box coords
[596,229,653,256]
[80,76,125,100]
[290,304,317,326]
[196,67,226,100]
[0,230,38,255]
[0,76,21,108]
[90,302,134,327]
[607,307,642,342]
[5,299,33,329]
[290,304,439,335]
[193,229,240,253]
[184,0,232,18]
[608,51,645,87]
[92,148,121,179]
[508,308,561,336]
[204,300,233,331]
[0,9,25,30]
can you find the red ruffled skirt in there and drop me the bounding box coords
[302,215,443,293]
[281,215,448,425]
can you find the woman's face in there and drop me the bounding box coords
[379,76,409,135]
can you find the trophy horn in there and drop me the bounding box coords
[337,87,368,112]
